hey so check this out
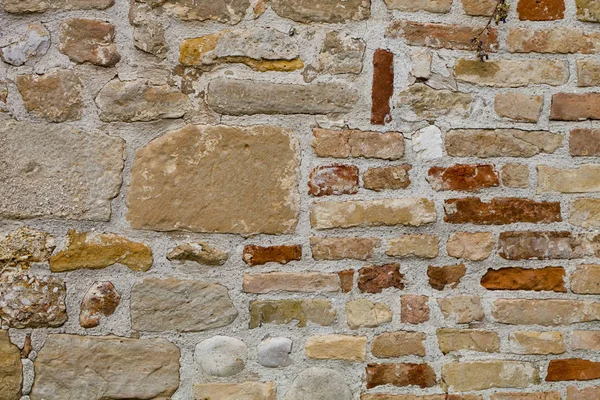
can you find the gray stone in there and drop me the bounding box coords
[59,19,120,67]
[30,334,180,400]
[195,336,248,377]
[0,23,50,66]
[167,242,229,266]
[216,28,298,60]
[130,278,238,332]
[285,367,352,400]
[96,78,191,122]
[0,330,22,400]
[207,78,358,115]
[271,0,371,23]
[0,121,125,221]
[319,31,365,74]
[397,83,472,121]
[257,336,293,368]
[134,22,168,58]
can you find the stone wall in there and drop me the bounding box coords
[1,0,600,399]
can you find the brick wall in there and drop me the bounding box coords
[1,0,600,399]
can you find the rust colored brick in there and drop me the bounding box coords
[338,269,355,293]
[371,49,394,125]
[518,0,565,20]
[570,129,600,156]
[401,295,430,324]
[242,245,302,266]
[308,164,359,196]
[547,359,600,381]
[551,93,600,121]
[481,267,567,292]
[444,197,562,225]
[427,164,499,192]
[427,264,466,290]
[358,263,405,293]
[366,363,437,389]
[363,165,411,191]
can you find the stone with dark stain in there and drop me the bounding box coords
[366,363,437,389]
[427,264,466,290]
[371,49,394,125]
[481,267,566,292]
[428,164,499,192]
[243,245,302,266]
[444,197,562,224]
[308,165,359,196]
[358,263,405,293]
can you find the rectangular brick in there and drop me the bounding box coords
[372,331,426,358]
[194,382,276,400]
[310,237,380,260]
[366,363,437,389]
[447,232,495,261]
[481,267,566,292]
[507,27,600,54]
[362,395,482,400]
[538,165,600,193]
[461,0,496,15]
[437,328,500,354]
[308,165,359,196]
[547,359,600,381]
[551,93,600,120]
[571,198,600,228]
[384,0,452,12]
[492,393,560,400]
[386,234,439,258]
[242,245,302,266]
[427,164,499,192]
[567,386,600,400]
[438,296,484,324]
[363,165,411,191]
[501,163,530,188]
[249,299,335,328]
[499,231,600,260]
[571,264,600,294]
[571,330,600,350]
[493,299,600,325]
[371,49,394,125]
[242,272,340,293]
[577,60,600,86]
[305,334,366,362]
[444,198,561,225]
[401,295,430,324]
[442,361,539,391]
[454,59,568,87]
[312,129,405,160]
[509,331,566,354]
[495,93,543,123]
[570,129,600,155]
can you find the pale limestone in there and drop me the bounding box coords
[538,165,600,193]
[310,237,381,260]
[0,23,50,66]
[305,334,367,362]
[397,83,473,121]
[493,299,600,325]
[141,0,250,24]
[167,242,229,266]
[437,328,500,354]
[194,382,276,400]
[571,265,600,294]
[577,59,600,86]
[284,367,352,400]
[371,331,426,357]
[384,0,452,13]
[446,232,495,261]
[412,125,443,160]
[571,330,600,350]
[195,336,247,377]
[509,331,566,354]
[386,234,439,258]
[570,198,600,228]
[271,0,371,23]
[442,361,539,391]
[495,93,543,122]
[346,299,392,329]
[438,296,484,323]
[319,31,366,74]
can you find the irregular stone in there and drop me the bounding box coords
[447,232,494,261]
[339,270,355,293]
[384,0,451,12]
[493,298,600,325]
[363,165,411,191]
[570,128,600,155]
[551,93,600,120]
[0,227,55,264]
[455,59,567,87]
[437,328,500,354]
[308,165,359,196]
[571,264,600,294]
[140,0,250,24]
[568,386,600,400]
[127,125,299,235]
[50,230,152,272]
[311,198,436,229]
[3,0,114,13]
[0,23,50,66]
[195,336,247,377]
[401,295,429,324]
[167,242,228,266]
[499,231,600,260]
[428,164,499,192]
[258,337,293,368]
[305,334,366,362]
[371,48,394,125]
[0,121,124,221]
[207,78,358,115]
[495,93,543,122]
[243,245,302,266]
[131,278,238,332]
[481,267,566,292]
[346,299,392,329]
[96,79,190,122]
[444,197,562,224]
[79,281,121,328]
[507,27,600,54]
[310,237,380,260]
[397,84,472,121]
[271,0,371,23]
[547,359,600,381]
[243,272,340,293]
[313,129,405,160]
[409,48,432,78]
[358,264,405,293]
[285,367,352,400]
[0,330,22,400]
[446,129,563,157]
[16,70,84,122]
[59,19,120,67]
[509,331,566,354]
[428,264,466,290]
[461,0,497,15]
[372,331,426,358]
[195,382,276,400]
[502,164,530,188]
[249,299,335,328]
[442,361,539,391]
[571,330,600,350]
[387,234,439,258]
[438,296,484,323]
[518,0,565,20]
[319,31,365,74]
[412,125,443,160]
[539,165,600,193]
[366,363,437,389]
[577,60,600,86]
[31,334,180,400]
[492,393,560,400]
[577,0,600,21]
[130,5,168,58]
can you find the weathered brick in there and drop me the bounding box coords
[518,0,565,20]
[438,296,484,323]
[3,0,114,13]
[346,299,392,329]
[308,165,359,196]
[577,0,600,21]
[577,60,600,86]
[455,59,567,87]
[59,19,120,67]
[446,129,563,158]
[508,27,600,54]
[310,198,436,229]
[495,93,543,123]
[551,93,600,121]
[510,331,566,354]
[571,265,600,294]
[397,84,473,120]
[305,334,367,362]
[492,393,560,400]
[570,129,600,156]
[372,331,426,358]
[428,264,466,290]
[271,0,371,23]
[493,299,600,325]
[401,295,430,324]
[386,21,498,51]
[442,361,539,391]
[481,267,566,292]
[444,198,562,225]
[386,234,439,259]
[243,245,302,266]
[502,164,530,188]
[499,231,600,260]
[437,328,500,354]
[427,164,499,192]
[363,165,411,191]
[570,199,600,229]
[194,382,276,400]
[539,165,600,193]
[310,237,380,260]
[384,0,452,12]
[358,263,404,293]
[567,386,600,400]
[312,129,405,160]
[461,0,496,15]
[571,330,600,351]
[366,363,437,389]
[372,49,394,125]
[547,359,600,381]
[243,272,340,293]
[249,299,335,328]
[447,232,495,261]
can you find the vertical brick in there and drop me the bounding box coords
[371,49,394,125]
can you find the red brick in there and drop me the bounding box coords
[551,93,600,121]
[358,263,405,293]
[366,363,437,389]
[371,49,394,125]
[308,164,359,196]
[427,164,499,192]
[338,269,355,293]
[518,0,565,20]
[481,267,566,292]
[401,295,430,324]
[242,245,302,266]
[570,129,600,156]
[427,264,466,290]
[499,231,600,260]
[547,359,600,381]
[444,198,562,225]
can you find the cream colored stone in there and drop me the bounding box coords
[509,331,566,354]
[270,0,370,23]
[243,272,340,293]
[0,330,22,400]
[305,334,366,362]
[346,299,392,329]
[194,382,276,400]
[310,237,381,260]
[570,198,600,228]
[442,361,539,391]
[502,164,530,188]
[386,234,439,258]
[319,31,365,74]
[446,232,495,261]
[409,48,432,78]
[571,330,600,350]
[167,242,228,266]
[454,59,568,87]
[371,331,426,357]
[438,296,484,323]
[397,83,472,121]
[437,328,500,354]
[495,93,543,122]
[493,299,600,325]
[538,165,600,193]
[571,265,600,294]
[577,60,600,86]
[0,227,55,264]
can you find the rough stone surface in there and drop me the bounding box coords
[577,60,600,86]
[397,84,472,121]
[446,129,563,157]
[571,331,600,351]
[0,227,55,265]
[250,300,335,328]
[577,0,600,21]
[305,334,367,362]
[285,367,352,400]
[570,129,600,156]
[384,0,452,12]
[59,19,121,67]
[387,234,439,258]
[167,242,229,266]
[437,328,500,354]
[446,232,495,261]
[358,263,405,293]
[507,27,600,54]
[195,382,276,400]
[427,164,499,192]
[0,23,50,66]
[538,165,600,193]
[127,125,299,235]
[492,299,600,325]
[258,337,293,368]
[319,31,365,74]
[567,386,600,400]
[363,165,411,191]
[346,299,392,329]
[518,0,565,20]
[140,0,251,24]
[442,361,539,391]
[412,125,443,160]
[371,49,394,125]
[243,245,302,266]
[313,129,405,160]
[310,237,380,260]
[372,331,426,357]
[438,296,484,323]
[498,231,600,260]
[366,363,437,389]
[79,281,121,328]
[454,59,568,87]
[492,393,560,400]
[427,264,466,290]
[271,0,371,23]
[502,164,530,188]
[551,93,600,121]
[546,359,600,381]
[243,272,340,293]
[0,330,22,400]
[462,0,497,15]
[509,331,566,355]
[444,198,561,225]
[308,165,359,196]
[3,0,114,13]
[570,265,600,294]
[495,93,543,122]
[195,336,247,377]
[401,295,430,324]
[481,267,566,292]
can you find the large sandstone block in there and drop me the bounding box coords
[31,334,180,400]
[127,125,299,235]
[0,331,22,400]
[0,121,124,221]
[507,27,600,54]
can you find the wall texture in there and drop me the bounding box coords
[1,0,600,399]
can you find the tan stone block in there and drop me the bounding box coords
[59,19,120,67]
[502,164,530,188]
[571,265,600,294]
[491,393,560,400]
[493,299,600,325]
[437,329,500,354]
[194,382,276,400]
[495,93,543,122]
[577,60,600,86]
[397,83,473,120]
[305,334,367,362]
[570,199,600,228]
[438,296,484,323]
[510,331,566,354]
[577,0,600,21]
[242,272,340,293]
[507,27,600,54]
[312,129,405,160]
[384,0,451,12]
[249,300,335,328]
[538,165,600,193]
[346,299,392,329]
[442,361,539,391]
[571,330,600,350]
[0,331,22,400]
[372,331,426,358]
[447,232,495,261]
[310,237,381,260]
[386,234,439,258]
[455,59,568,87]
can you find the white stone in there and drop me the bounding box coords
[257,336,293,368]
[412,125,443,160]
[410,48,432,79]
[195,336,248,377]
[1,24,50,66]
[285,367,352,400]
